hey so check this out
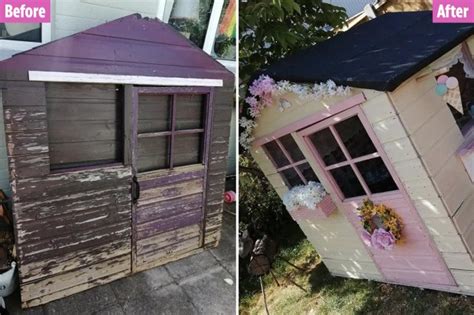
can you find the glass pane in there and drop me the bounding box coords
[298,163,319,183]
[138,94,171,133]
[280,168,304,187]
[279,135,304,162]
[0,23,41,42]
[308,128,346,166]
[212,0,236,60]
[356,158,398,194]
[176,94,205,130]
[263,141,289,168]
[174,134,203,167]
[330,166,365,199]
[137,137,170,172]
[334,116,377,159]
[168,0,213,48]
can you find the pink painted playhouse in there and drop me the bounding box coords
[246,12,474,294]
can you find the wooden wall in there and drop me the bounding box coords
[251,89,383,281]
[203,86,234,248]
[388,67,474,294]
[1,81,133,308]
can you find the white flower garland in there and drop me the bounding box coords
[282,181,328,212]
[240,75,351,151]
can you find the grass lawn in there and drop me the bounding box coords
[240,239,474,315]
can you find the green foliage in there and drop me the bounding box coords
[239,155,291,233]
[239,0,347,85]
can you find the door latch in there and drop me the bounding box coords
[131,176,140,204]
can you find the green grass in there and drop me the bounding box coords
[240,240,474,315]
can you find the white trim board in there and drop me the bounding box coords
[28,71,224,87]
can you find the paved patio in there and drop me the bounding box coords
[5,208,236,315]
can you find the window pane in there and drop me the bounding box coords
[168,0,213,48]
[308,128,346,166]
[330,166,365,199]
[356,158,398,194]
[176,94,205,130]
[137,136,170,172]
[0,23,41,42]
[263,141,289,168]
[174,134,203,167]
[212,0,236,60]
[279,135,305,162]
[334,116,377,159]
[298,163,319,183]
[280,168,304,187]
[138,94,171,133]
[46,83,123,170]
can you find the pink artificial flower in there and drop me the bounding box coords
[371,228,395,250]
[245,96,258,107]
[361,230,372,247]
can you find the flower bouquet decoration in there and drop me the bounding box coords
[357,199,403,251]
[282,181,336,221]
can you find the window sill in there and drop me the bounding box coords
[457,125,474,183]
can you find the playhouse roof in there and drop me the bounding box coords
[261,11,474,91]
[0,14,233,82]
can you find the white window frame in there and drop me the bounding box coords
[156,0,235,72]
[0,23,51,52]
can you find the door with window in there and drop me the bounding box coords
[129,87,212,272]
[298,106,455,287]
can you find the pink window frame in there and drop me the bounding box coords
[262,137,313,187]
[297,106,403,203]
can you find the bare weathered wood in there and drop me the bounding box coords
[136,224,200,256]
[14,166,131,202]
[137,178,203,206]
[21,254,131,301]
[138,164,204,188]
[18,221,131,263]
[8,154,49,178]
[136,193,202,224]
[6,132,48,156]
[136,208,202,239]
[20,238,131,283]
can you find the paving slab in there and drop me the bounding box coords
[180,266,235,315]
[166,250,220,281]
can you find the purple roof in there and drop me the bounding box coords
[0,14,233,82]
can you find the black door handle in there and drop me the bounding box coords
[132,176,140,203]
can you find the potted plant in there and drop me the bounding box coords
[283,181,336,221]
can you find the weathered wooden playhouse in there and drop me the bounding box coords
[247,11,474,294]
[0,14,234,307]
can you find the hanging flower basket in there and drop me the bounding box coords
[283,182,336,221]
[357,199,403,251]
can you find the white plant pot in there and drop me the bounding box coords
[0,262,16,297]
[171,0,200,20]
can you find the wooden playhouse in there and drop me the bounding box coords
[0,14,234,307]
[246,11,474,294]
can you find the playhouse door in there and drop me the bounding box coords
[298,106,456,287]
[129,86,212,272]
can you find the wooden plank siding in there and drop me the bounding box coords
[203,86,234,248]
[388,70,474,294]
[2,81,133,308]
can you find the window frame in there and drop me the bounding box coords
[0,23,51,54]
[133,86,213,173]
[262,134,316,188]
[298,106,401,202]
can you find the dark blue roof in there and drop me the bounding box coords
[262,11,474,91]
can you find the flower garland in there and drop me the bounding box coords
[240,74,351,151]
[357,199,403,251]
[282,181,328,212]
